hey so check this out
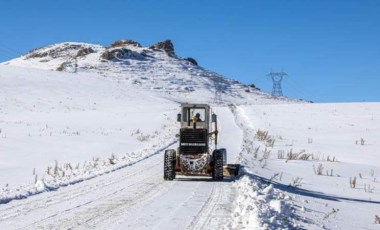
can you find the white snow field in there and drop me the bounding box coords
[0,40,379,229]
[230,103,380,229]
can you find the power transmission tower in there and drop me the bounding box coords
[267,70,287,97]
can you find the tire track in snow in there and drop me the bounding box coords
[184,106,241,230]
[0,138,177,221]
[186,182,222,229]
[186,181,236,230]
[0,143,178,230]
[34,167,174,229]
[113,107,240,230]
[1,164,151,221]
[0,106,242,230]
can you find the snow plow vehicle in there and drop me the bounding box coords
[163,103,240,181]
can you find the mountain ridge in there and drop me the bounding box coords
[1,39,298,105]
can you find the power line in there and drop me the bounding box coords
[284,77,319,102]
[0,42,24,56]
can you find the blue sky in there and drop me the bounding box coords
[0,0,379,102]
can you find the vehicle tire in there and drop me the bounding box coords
[212,149,224,181]
[164,149,176,180]
[219,148,227,164]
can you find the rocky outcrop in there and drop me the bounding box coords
[185,57,198,66]
[149,40,175,57]
[101,48,144,61]
[108,40,142,48]
[56,61,77,72]
[26,43,83,59]
[56,63,65,71]
[75,47,95,58]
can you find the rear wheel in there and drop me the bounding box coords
[212,150,224,181]
[164,149,176,180]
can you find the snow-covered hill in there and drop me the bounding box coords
[0,39,296,188]
[2,40,302,104]
[1,40,378,229]
[1,40,296,105]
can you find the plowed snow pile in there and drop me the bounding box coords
[231,103,380,229]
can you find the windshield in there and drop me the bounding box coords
[182,108,206,122]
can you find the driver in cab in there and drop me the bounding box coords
[192,113,202,122]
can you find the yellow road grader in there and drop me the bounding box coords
[164,103,240,181]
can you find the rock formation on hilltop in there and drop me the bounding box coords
[26,43,86,60]
[108,40,142,48]
[149,40,175,57]
[75,47,95,58]
[0,38,291,105]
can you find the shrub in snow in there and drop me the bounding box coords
[283,149,314,162]
[326,169,334,176]
[313,164,324,176]
[136,133,150,142]
[288,177,303,188]
[355,137,366,145]
[255,129,269,141]
[326,155,337,162]
[323,208,339,220]
[364,184,375,193]
[350,176,357,188]
[277,150,285,159]
[253,146,260,159]
[375,215,380,224]
[268,172,282,183]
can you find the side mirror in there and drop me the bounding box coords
[212,114,217,122]
[177,113,181,122]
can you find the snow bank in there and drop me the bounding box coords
[231,103,380,229]
[229,173,299,230]
[0,130,176,204]
[227,105,302,229]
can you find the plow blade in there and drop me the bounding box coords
[223,164,240,177]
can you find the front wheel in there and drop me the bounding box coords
[212,150,224,181]
[164,149,176,180]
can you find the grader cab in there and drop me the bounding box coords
[163,103,240,181]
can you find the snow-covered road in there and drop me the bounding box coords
[0,107,243,230]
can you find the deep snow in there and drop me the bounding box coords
[231,103,380,229]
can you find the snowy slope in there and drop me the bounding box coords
[0,65,179,188]
[231,103,380,229]
[2,40,293,105]
[0,39,292,189]
[1,40,378,229]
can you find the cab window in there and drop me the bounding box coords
[182,108,206,122]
